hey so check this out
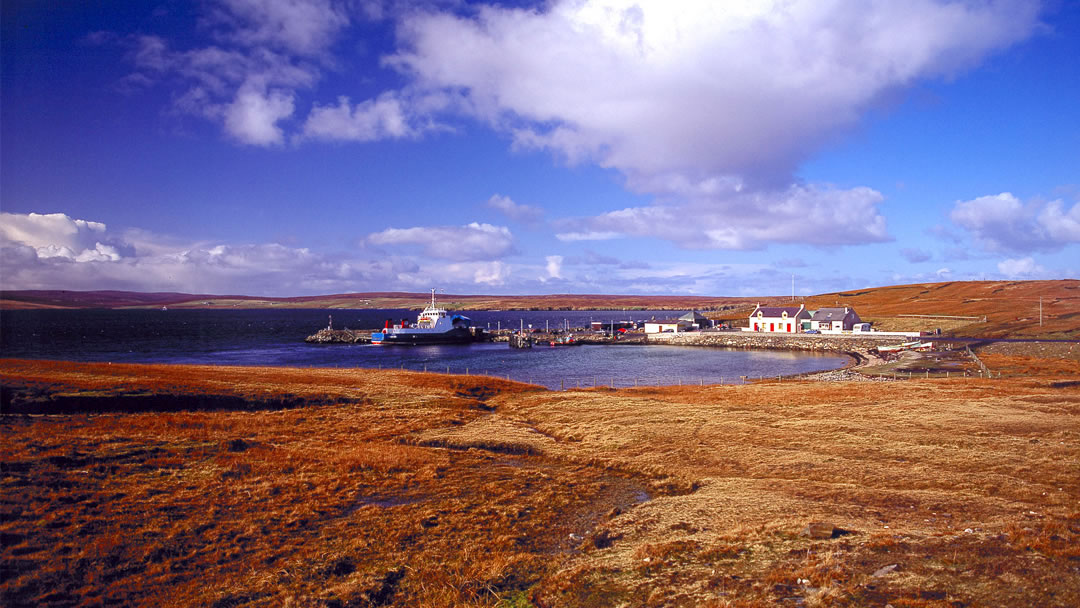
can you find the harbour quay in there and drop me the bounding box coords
[644,330,922,352]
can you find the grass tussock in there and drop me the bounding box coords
[2,358,1080,607]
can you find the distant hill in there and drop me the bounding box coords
[3,280,1078,338]
[0,290,234,309]
[803,280,1080,339]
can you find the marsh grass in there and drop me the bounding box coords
[2,358,1079,606]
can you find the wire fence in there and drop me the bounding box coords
[367,362,764,389]
[365,362,1002,388]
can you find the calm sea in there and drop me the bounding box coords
[0,309,846,388]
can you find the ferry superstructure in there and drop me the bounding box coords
[371,289,473,345]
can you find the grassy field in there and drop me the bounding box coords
[2,354,1078,607]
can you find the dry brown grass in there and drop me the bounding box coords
[3,359,1080,607]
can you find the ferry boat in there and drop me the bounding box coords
[371,289,474,345]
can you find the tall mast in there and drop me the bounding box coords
[431,288,437,309]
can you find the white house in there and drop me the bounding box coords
[810,307,862,331]
[644,319,690,333]
[748,304,810,333]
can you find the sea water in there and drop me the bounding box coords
[0,309,846,389]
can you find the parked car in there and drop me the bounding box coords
[805,329,820,334]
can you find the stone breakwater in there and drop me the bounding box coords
[305,329,372,344]
[644,331,913,352]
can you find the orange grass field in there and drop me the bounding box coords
[2,356,1079,607]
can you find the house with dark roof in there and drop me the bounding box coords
[678,311,712,330]
[748,304,810,333]
[810,307,862,331]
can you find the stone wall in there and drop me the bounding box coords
[645,331,913,352]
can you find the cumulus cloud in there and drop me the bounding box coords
[997,256,1048,279]
[381,0,1039,248]
[392,1,1038,181]
[223,84,295,144]
[950,192,1080,252]
[544,255,563,280]
[119,0,346,146]
[208,0,349,57]
[558,183,888,250]
[469,261,510,286]
[301,93,414,141]
[0,211,440,294]
[0,212,133,262]
[367,222,515,261]
[487,194,544,224]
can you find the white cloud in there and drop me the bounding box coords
[367,222,515,261]
[385,0,1038,248]
[302,93,411,141]
[561,183,888,250]
[1037,199,1080,243]
[950,192,1080,252]
[0,212,132,262]
[393,0,1038,181]
[997,256,1048,279]
[223,83,295,145]
[210,0,349,57]
[544,255,563,280]
[121,0,342,146]
[75,243,124,263]
[555,230,622,242]
[0,212,427,295]
[470,261,510,285]
[487,194,543,224]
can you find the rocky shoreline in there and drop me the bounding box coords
[304,329,373,344]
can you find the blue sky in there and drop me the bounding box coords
[2,0,1078,297]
